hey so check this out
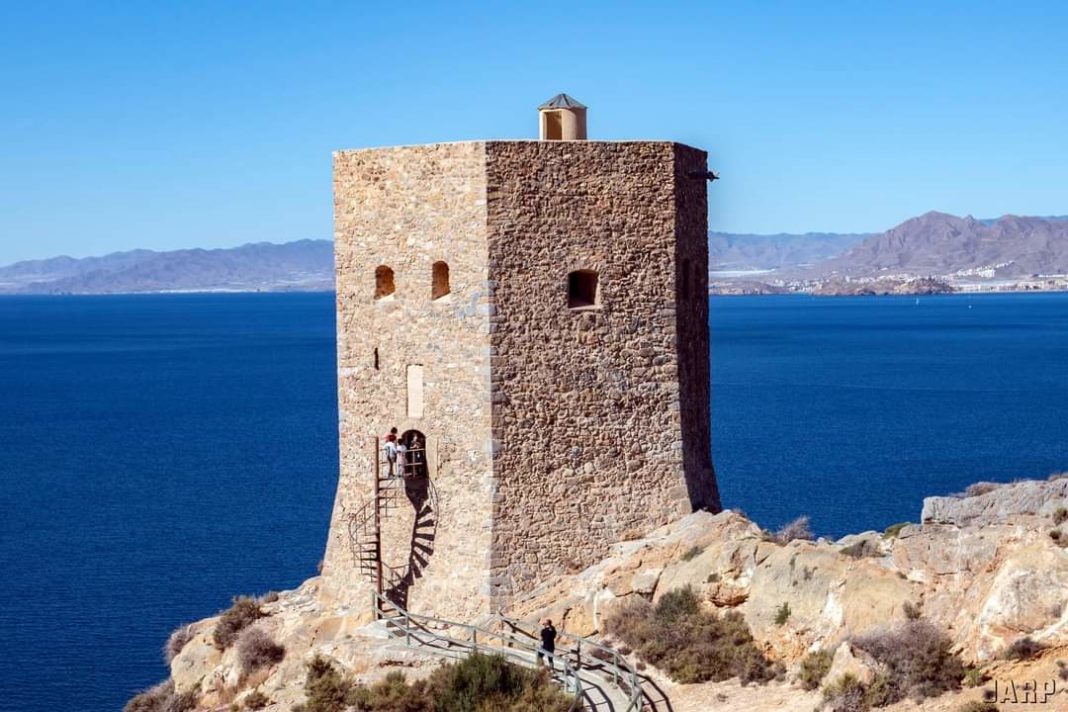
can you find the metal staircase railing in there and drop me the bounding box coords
[371,591,645,711]
[495,613,661,712]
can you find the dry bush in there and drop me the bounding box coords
[237,627,285,675]
[260,591,280,603]
[1054,507,1068,526]
[841,540,882,559]
[901,601,922,621]
[851,619,964,703]
[1002,636,1045,660]
[164,625,195,664]
[213,596,266,650]
[821,673,875,712]
[774,602,791,626]
[605,586,783,685]
[775,516,814,544]
[962,482,1000,498]
[243,690,270,710]
[798,649,833,690]
[124,680,198,712]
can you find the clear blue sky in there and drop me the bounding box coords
[1,1,1065,264]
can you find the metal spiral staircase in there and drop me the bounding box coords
[345,437,672,710]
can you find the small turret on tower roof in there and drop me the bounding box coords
[539,93,587,140]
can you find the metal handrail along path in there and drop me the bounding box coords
[372,592,636,711]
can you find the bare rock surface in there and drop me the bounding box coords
[157,478,1068,710]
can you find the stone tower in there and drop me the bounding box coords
[322,95,720,622]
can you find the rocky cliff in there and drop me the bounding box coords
[148,476,1068,711]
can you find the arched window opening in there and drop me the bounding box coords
[432,261,451,301]
[568,270,600,309]
[374,265,395,300]
[400,429,429,479]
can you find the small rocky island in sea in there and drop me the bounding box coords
[127,98,1068,712]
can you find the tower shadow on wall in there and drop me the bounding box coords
[384,473,437,611]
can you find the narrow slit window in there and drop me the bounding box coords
[374,265,395,300]
[406,364,424,418]
[432,261,451,301]
[373,347,379,370]
[568,270,599,309]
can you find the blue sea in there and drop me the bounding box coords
[1,292,1066,711]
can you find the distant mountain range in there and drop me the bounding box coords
[0,240,334,294]
[1,211,1066,294]
[708,232,870,272]
[801,212,1068,279]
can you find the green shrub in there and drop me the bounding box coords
[841,540,881,559]
[962,666,987,687]
[297,652,572,712]
[798,649,833,690]
[243,690,270,710]
[1002,636,1045,660]
[957,702,998,712]
[851,620,964,703]
[605,586,783,685]
[774,602,791,626]
[213,596,266,650]
[680,545,704,562]
[883,522,910,539]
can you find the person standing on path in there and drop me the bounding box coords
[538,619,557,669]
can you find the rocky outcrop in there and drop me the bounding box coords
[153,477,1068,710]
[922,476,1068,525]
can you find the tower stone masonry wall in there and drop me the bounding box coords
[325,139,719,620]
[484,141,719,607]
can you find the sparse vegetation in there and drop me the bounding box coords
[1002,636,1045,660]
[774,516,814,544]
[706,572,721,583]
[963,666,987,688]
[124,680,198,712]
[799,649,833,690]
[237,627,285,675]
[213,596,266,650]
[243,690,270,710]
[820,620,964,709]
[680,545,704,562]
[1054,507,1068,525]
[260,591,280,604]
[963,482,1000,498]
[294,652,573,712]
[841,539,882,559]
[164,625,195,663]
[774,602,792,626]
[883,522,910,539]
[957,702,998,712]
[821,673,883,712]
[1057,659,1068,681]
[902,601,922,621]
[605,586,783,685]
